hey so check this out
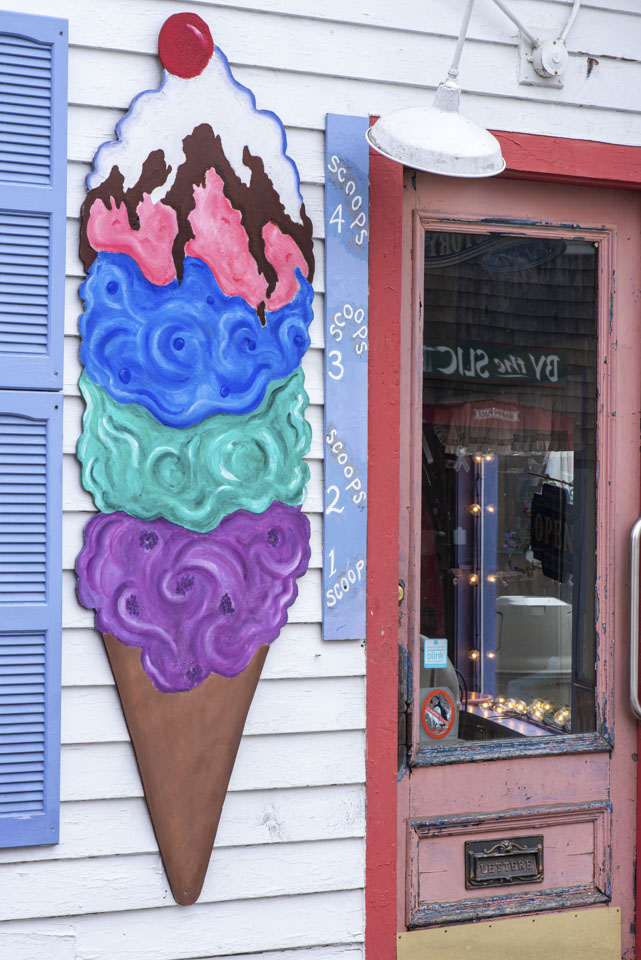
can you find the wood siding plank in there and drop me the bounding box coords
[61,625,364,687]
[0,785,365,863]
[0,890,364,960]
[60,731,366,801]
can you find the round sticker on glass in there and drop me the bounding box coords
[421,688,455,740]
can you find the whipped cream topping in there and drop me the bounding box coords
[87,47,305,225]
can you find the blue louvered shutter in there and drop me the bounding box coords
[0,12,66,847]
[0,12,66,389]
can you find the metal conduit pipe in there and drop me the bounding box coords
[490,0,582,46]
[560,0,582,41]
[490,0,539,46]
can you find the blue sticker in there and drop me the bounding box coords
[424,637,449,670]
[323,114,369,641]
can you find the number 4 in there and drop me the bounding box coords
[329,203,345,233]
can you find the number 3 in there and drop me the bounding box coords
[328,350,344,381]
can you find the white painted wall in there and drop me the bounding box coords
[1,1,640,958]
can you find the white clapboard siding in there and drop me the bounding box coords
[65,276,327,348]
[1,889,365,960]
[65,43,641,144]
[60,676,365,744]
[67,101,327,182]
[65,219,326,288]
[19,0,641,50]
[61,455,325,514]
[0,836,364,921]
[65,160,326,225]
[61,624,365,687]
[0,934,76,960]
[62,394,325,458]
[201,948,364,960]
[60,731,366,801]
[62,568,322,628]
[62,508,323,569]
[0,784,365,863]
[0,937,363,960]
[62,337,325,405]
[61,454,324,516]
[56,4,641,115]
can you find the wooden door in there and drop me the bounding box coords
[396,172,641,957]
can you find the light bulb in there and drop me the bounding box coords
[474,455,483,463]
[468,573,479,585]
[487,575,497,583]
[470,503,481,514]
[486,505,495,513]
[487,651,496,659]
[469,650,479,660]
[485,454,494,461]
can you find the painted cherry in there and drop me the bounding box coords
[158,13,214,79]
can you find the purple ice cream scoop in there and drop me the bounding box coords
[76,503,311,692]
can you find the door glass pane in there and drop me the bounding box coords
[420,231,597,743]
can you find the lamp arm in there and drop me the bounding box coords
[489,0,539,47]
[560,0,582,41]
[448,0,477,78]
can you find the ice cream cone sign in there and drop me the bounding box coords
[75,13,314,905]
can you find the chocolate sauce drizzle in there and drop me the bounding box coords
[79,151,171,272]
[79,124,315,309]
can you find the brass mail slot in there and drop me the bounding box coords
[465,836,544,889]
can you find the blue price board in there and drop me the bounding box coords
[323,114,369,641]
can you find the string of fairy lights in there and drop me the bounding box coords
[461,450,572,733]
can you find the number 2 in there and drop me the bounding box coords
[326,486,344,514]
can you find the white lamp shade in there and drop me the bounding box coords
[366,104,506,178]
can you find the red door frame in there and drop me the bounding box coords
[365,132,641,960]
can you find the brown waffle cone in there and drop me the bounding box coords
[102,632,268,905]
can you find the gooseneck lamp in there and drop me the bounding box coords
[367,0,505,178]
[367,0,583,177]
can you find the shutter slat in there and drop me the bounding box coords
[0,738,44,749]
[0,663,45,676]
[0,108,50,124]
[0,682,45,693]
[0,37,51,56]
[0,791,44,804]
[2,797,45,808]
[0,761,44,773]
[0,700,42,716]
[0,772,44,785]
[0,742,44,755]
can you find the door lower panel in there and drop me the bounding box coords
[408,801,610,928]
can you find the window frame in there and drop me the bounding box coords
[408,210,614,768]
